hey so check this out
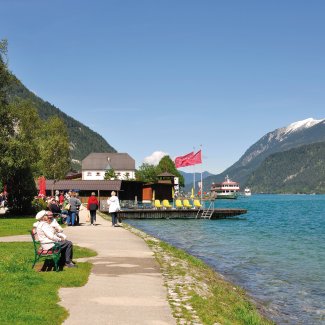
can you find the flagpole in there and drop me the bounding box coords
[200,144,203,201]
[193,146,195,198]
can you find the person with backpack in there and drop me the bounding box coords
[87,192,99,226]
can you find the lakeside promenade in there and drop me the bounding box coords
[0,209,175,325]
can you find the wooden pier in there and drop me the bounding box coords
[117,208,247,220]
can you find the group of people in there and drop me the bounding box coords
[33,190,121,269]
[46,190,82,226]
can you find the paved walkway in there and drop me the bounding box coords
[1,208,175,325]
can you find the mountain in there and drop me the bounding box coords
[179,171,214,187]
[7,74,116,169]
[245,141,325,193]
[197,118,325,192]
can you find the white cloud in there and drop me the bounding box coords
[143,151,169,165]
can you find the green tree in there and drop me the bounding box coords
[104,168,116,180]
[2,101,42,213]
[0,39,14,179]
[156,155,185,187]
[135,163,158,182]
[38,116,71,183]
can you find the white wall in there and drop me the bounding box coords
[82,170,135,180]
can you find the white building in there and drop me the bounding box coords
[82,152,136,181]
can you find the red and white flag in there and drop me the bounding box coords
[174,151,194,168]
[174,150,202,168]
[188,149,202,166]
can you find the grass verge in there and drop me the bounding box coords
[122,223,274,325]
[0,216,97,325]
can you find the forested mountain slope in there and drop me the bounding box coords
[7,74,116,169]
[245,141,325,193]
[198,118,325,192]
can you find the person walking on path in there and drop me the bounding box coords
[107,191,120,227]
[87,192,99,226]
[67,191,81,226]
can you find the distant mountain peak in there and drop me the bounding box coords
[272,118,324,143]
[283,118,323,134]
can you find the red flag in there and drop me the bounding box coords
[187,150,202,166]
[174,151,194,168]
[38,176,46,197]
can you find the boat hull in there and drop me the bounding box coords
[215,193,238,199]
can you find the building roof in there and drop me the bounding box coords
[43,180,122,191]
[82,153,135,171]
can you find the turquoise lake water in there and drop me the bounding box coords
[126,195,325,325]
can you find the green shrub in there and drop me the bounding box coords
[31,197,48,212]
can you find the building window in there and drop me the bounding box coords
[96,172,100,176]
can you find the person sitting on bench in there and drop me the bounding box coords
[35,210,76,268]
[47,211,67,240]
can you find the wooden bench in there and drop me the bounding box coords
[30,229,62,272]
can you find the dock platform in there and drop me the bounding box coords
[117,208,247,220]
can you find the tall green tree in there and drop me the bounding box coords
[0,40,71,212]
[38,116,71,182]
[0,39,14,177]
[3,101,42,213]
[135,163,158,183]
[156,155,184,187]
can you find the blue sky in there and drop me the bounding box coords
[1,0,325,174]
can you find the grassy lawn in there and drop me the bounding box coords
[0,216,38,236]
[0,217,97,325]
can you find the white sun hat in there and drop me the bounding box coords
[35,210,47,220]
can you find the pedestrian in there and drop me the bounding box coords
[87,192,99,226]
[106,191,120,227]
[48,197,61,216]
[67,191,81,226]
[59,191,65,208]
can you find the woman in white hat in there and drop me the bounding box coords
[35,210,76,268]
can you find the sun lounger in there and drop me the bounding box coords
[183,199,193,209]
[175,199,183,209]
[154,200,163,209]
[193,199,202,209]
[162,200,172,209]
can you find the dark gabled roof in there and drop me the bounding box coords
[82,153,135,171]
[43,180,122,191]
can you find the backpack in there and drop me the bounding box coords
[89,203,98,211]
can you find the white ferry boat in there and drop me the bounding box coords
[244,188,252,196]
[210,175,240,199]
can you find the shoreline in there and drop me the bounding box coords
[109,215,274,324]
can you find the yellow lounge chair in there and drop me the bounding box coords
[183,199,193,209]
[175,199,183,209]
[162,199,172,209]
[193,199,202,209]
[154,200,163,209]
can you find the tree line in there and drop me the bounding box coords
[0,40,71,213]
